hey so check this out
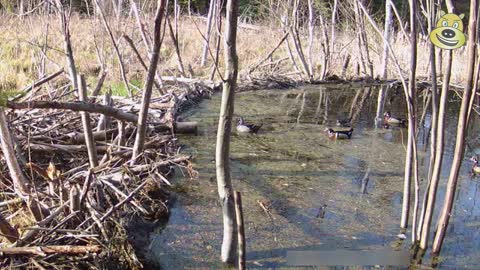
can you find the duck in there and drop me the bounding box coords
[383,111,407,126]
[236,117,262,134]
[336,117,352,127]
[324,128,354,140]
[470,156,480,176]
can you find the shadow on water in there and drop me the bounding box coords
[148,85,480,269]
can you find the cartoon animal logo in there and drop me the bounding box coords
[429,11,466,50]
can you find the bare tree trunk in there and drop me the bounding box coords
[281,0,300,73]
[318,12,330,80]
[210,0,223,81]
[406,0,419,242]
[131,0,166,164]
[307,0,315,77]
[289,0,312,80]
[432,0,478,254]
[330,0,338,52]
[94,0,132,97]
[375,0,392,126]
[57,2,79,92]
[417,0,439,245]
[234,191,246,270]
[200,0,217,67]
[419,1,455,250]
[216,0,239,263]
[167,18,186,77]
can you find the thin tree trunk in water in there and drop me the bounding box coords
[200,0,216,67]
[131,0,166,164]
[375,0,392,126]
[417,0,439,243]
[216,0,239,263]
[406,0,419,242]
[432,0,478,255]
[420,1,455,251]
[234,191,246,270]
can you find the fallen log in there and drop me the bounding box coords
[6,101,198,134]
[6,101,138,123]
[0,245,101,256]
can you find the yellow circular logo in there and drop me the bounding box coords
[429,11,466,50]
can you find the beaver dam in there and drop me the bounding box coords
[150,84,480,269]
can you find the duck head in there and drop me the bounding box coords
[237,117,245,125]
[470,156,478,163]
[383,111,391,119]
[324,128,334,135]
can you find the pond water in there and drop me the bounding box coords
[148,84,480,269]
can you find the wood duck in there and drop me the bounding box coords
[324,128,353,139]
[336,117,352,127]
[383,112,407,126]
[236,117,262,134]
[470,156,480,176]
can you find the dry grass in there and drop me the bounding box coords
[0,13,472,95]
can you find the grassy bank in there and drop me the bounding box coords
[0,13,471,95]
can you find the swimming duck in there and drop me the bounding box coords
[383,112,407,126]
[324,128,354,140]
[236,117,262,134]
[470,156,480,176]
[336,117,352,127]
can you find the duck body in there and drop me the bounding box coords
[325,128,354,140]
[383,112,407,126]
[236,117,262,134]
[470,156,480,176]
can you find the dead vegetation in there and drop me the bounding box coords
[0,67,213,268]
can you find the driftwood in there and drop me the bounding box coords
[0,245,101,256]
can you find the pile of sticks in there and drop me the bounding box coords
[0,71,212,269]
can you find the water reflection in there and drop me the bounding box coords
[149,85,480,269]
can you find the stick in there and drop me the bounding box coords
[78,75,98,167]
[12,69,64,102]
[361,168,370,194]
[0,245,101,256]
[90,71,107,99]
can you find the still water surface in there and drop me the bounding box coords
[149,85,480,269]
